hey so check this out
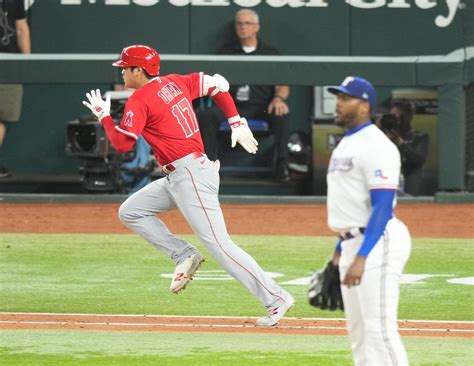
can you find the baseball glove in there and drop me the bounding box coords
[308,261,344,311]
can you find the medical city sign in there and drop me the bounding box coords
[58,0,464,28]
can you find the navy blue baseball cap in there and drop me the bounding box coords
[328,76,377,109]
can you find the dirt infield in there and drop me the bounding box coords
[1,313,473,338]
[0,202,472,238]
[1,202,472,337]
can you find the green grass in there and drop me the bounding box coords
[0,233,473,320]
[0,330,472,366]
[1,233,473,365]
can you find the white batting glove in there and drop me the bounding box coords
[82,89,111,121]
[230,117,258,154]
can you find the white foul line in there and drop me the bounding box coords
[0,312,472,324]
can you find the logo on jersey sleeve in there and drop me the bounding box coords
[374,169,388,180]
[124,110,134,127]
[328,157,354,172]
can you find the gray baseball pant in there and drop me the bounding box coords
[118,152,288,309]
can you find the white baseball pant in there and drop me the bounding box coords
[339,217,411,366]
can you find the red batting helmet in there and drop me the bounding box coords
[112,45,160,76]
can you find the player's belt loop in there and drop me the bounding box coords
[339,227,365,240]
[162,164,176,175]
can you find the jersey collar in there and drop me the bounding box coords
[345,121,372,136]
[148,77,160,84]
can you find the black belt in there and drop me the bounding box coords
[339,227,365,240]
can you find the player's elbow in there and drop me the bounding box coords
[113,139,135,154]
[203,74,230,96]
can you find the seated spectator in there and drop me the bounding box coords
[196,9,291,183]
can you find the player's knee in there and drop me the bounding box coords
[118,202,136,225]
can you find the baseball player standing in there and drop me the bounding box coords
[326,77,411,365]
[82,45,294,327]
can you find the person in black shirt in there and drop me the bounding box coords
[0,0,31,178]
[197,9,291,183]
[383,100,429,195]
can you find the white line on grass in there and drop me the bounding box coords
[0,312,472,324]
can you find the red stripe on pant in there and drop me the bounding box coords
[185,166,285,303]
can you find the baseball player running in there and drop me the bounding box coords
[326,77,411,365]
[82,45,293,327]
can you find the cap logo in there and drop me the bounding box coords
[342,76,354,87]
[362,92,368,99]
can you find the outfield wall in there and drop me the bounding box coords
[1,2,472,194]
[1,53,471,192]
[28,1,472,56]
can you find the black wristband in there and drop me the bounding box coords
[274,95,286,102]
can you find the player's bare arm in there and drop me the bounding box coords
[15,19,31,54]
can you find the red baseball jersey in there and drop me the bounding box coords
[116,73,206,165]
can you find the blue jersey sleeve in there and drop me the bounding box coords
[335,238,342,253]
[357,189,395,257]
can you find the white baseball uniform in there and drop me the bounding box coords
[327,123,411,366]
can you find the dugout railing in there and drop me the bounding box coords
[1,50,472,192]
